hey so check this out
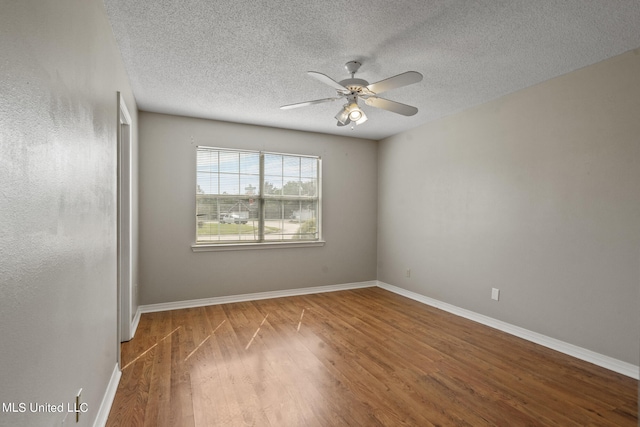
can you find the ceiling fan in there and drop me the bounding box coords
[280,61,423,127]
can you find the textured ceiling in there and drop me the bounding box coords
[103,0,640,141]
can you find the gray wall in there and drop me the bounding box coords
[378,49,640,365]
[0,1,138,426]
[138,112,378,304]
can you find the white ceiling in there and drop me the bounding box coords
[103,0,640,141]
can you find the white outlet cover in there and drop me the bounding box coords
[491,288,500,301]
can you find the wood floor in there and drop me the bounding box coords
[106,287,638,426]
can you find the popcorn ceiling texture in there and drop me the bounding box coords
[103,0,640,140]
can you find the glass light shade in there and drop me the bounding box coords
[347,104,363,121]
[335,106,350,125]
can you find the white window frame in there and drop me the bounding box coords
[192,146,324,252]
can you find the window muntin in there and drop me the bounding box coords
[196,147,320,244]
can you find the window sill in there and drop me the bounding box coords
[191,240,325,252]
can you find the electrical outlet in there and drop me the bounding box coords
[406,269,411,278]
[491,288,500,301]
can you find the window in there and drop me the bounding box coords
[195,147,321,246]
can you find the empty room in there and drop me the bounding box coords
[1,1,638,426]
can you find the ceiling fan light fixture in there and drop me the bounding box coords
[345,102,367,124]
[335,106,350,125]
[348,106,362,121]
[346,103,366,125]
[354,110,367,124]
[283,61,422,128]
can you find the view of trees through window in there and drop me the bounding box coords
[196,147,320,243]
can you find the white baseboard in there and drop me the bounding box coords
[377,281,639,380]
[93,363,122,427]
[138,280,377,314]
[130,307,141,339]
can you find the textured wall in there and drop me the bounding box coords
[377,49,640,365]
[138,112,378,304]
[0,1,138,426]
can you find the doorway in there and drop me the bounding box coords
[117,92,133,356]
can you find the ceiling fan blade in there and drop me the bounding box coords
[366,71,423,94]
[365,97,418,116]
[280,97,339,110]
[307,71,349,92]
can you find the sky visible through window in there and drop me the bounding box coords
[197,150,317,196]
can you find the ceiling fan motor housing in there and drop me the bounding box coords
[341,61,368,93]
[338,78,369,93]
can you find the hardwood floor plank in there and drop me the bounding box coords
[189,316,236,426]
[168,310,195,427]
[107,288,638,426]
[301,293,489,426]
[347,287,637,423]
[106,346,154,426]
[249,319,316,425]
[257,299,385,426]
[215,303,275,426]
[351,288,629,425]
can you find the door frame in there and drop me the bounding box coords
[117,92,133,357]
